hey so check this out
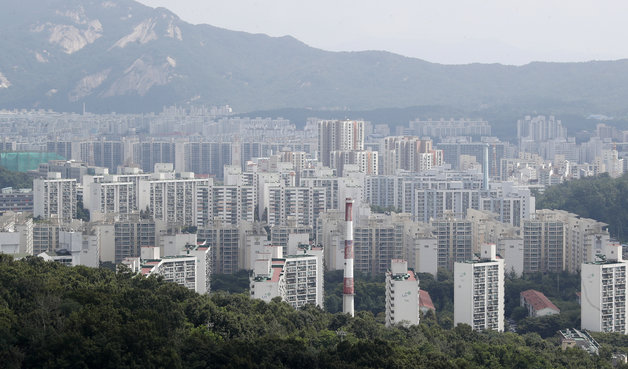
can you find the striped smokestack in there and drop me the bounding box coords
[343,198,355,316]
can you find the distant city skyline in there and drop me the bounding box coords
[137,0,628,65]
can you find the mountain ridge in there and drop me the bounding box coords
[1,0,628,116]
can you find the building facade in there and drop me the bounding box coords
[385,259,420,327]
[454,244,505,332]
[581,243,628,333]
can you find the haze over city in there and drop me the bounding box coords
[139,0,628,65]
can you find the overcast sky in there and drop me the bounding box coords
[137,0,628,65]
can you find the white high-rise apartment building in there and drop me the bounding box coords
[454,244,504,332]
[364,169,534,226]
[329,150,378,176]
[379,136,442,175]
[318,120,364,167]
[266,184,326,228]
[183,242,212,294]
[198,222,241,275]
[521,209,609,274]
[250,245,324,308]
[385,259,420,327]
[432,217,473,271]
[210,185,256,225]
[581,243,628,333]
[33,172,77,223]
[85,177,137,221]
[126,246,199,292]
[138,172,211,227]
[283,249,324,308]
[523,215,565,273]
[250,252,287,303]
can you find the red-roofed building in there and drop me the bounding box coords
[419,290,435,315]
[520,289,560,317]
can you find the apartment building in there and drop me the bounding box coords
[33,172,77,223]
[581,243,628,333]
[454,244,504,332]
[210,185,256,225]
[385,259,420,327]
[318,120,364,167]
[198,222,241,274]
[265,184,326,228]
[250,244,324,308]
[138,172,211,227]
[432,216,473,271]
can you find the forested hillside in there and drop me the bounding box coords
[1,255,625,368]
[0,166,32,189]
[536,173,628,242]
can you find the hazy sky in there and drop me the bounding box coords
[137,0,628,65]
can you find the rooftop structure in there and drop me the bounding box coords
[558,328,599,355]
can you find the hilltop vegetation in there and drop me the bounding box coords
[0,166,32,189]
[2,255,626,368]
[536,173,628,242]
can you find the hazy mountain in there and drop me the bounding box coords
[1,0,628,115]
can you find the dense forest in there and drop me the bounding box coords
[0,166,32,189]
[536,173,628,242]
[3,255,627,368]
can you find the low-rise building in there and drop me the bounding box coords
[0,187,33,215]
[520,289,560,317]
[419,290,435,315]
[558,328,599,355]
[0,212,33,256]
[38,228,100,268]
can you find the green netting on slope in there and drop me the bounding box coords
[0,152,66,172]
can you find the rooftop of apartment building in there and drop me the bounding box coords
[586,254,625,265]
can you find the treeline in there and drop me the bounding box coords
[536,173,628,241]
[0,166,32,189]
[2,256,626,368]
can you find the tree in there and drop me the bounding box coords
[75,198,90,222]
[0,255,620,368]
